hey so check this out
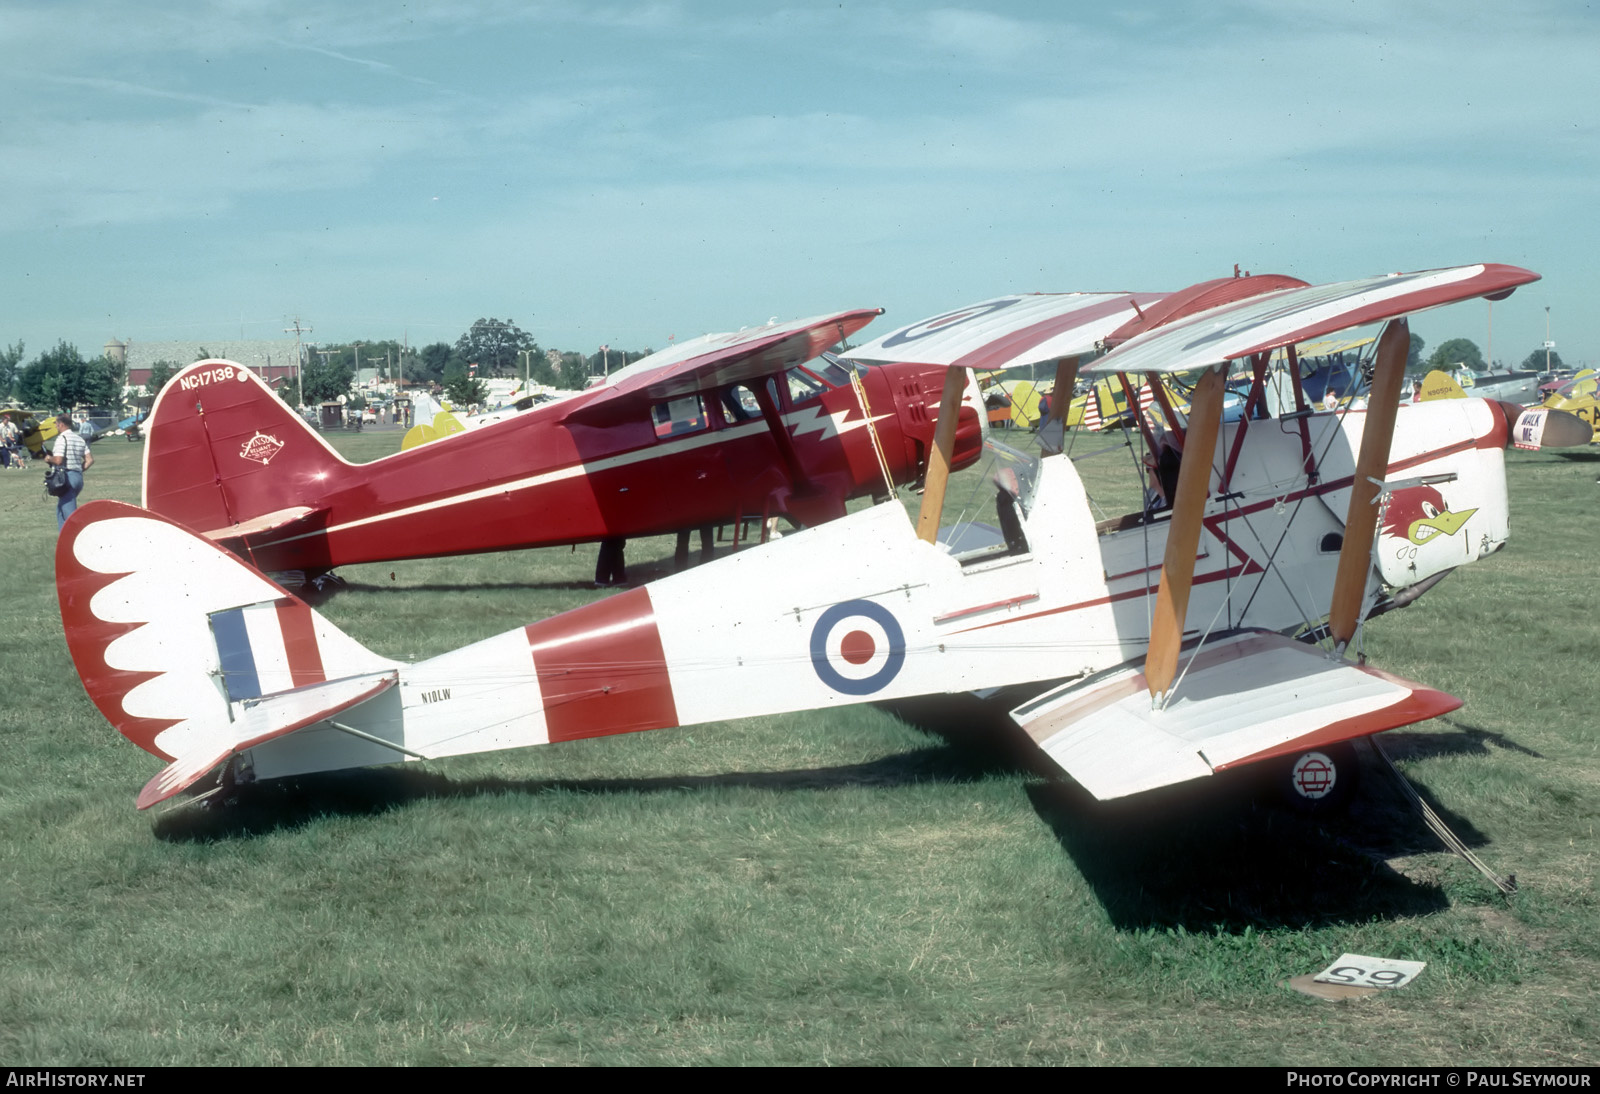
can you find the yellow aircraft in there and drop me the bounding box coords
[0,409,60,459]
[1063,374,1193,431]
[1540,369,1599,440]
[400,409,469,450]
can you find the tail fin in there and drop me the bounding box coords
[1417,369,1467,401]
[57,500,396,763]
[141,360,349,537]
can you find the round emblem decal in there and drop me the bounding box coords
[1290,751,1337,800]
[809,600,906,695]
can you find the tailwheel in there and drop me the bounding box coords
[1279,741,1360,814]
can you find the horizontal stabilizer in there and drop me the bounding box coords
[137,671,398,810]
[1010,631,1460,800]
[200,505,324,541]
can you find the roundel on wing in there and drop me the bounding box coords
[881,298,1020,349]
[809,600,906,695]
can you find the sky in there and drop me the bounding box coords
[3,0,1596,368]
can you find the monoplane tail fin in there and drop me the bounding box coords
[142,360,349,539]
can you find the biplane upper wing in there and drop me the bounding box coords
[842,292,1166,370]
[564,307,883,422]
[1085,264,1539,374]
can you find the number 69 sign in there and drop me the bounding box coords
[1313,954,1426,990]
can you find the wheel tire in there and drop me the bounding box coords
[1279,741,1360,814]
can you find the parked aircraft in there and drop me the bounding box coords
[1539,370,1600,439]
[61,264,1590,815]
[0,409,58,458]
[140,309,1003,584]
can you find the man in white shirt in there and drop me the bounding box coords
[0,417,18,468]
[45,415,92,529]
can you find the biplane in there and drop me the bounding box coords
[0,408,59,459]
[59,264,1592,813]
[139,309,1000,584]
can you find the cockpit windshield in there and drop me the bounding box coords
[815,352,873,387]
[986,438,1041,515]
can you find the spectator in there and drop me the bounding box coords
[44,414,92,529]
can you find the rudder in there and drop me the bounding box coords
[142,359,347,537]
[57,500,396,761]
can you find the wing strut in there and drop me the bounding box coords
[1145,366,1226,701]
[752,382,811,489]
[915,366,971,543]
[1328,318,1409,651]
[1048,356,1079,424]
[1038,356,1079,455]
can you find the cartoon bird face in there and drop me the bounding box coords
[1382,485,1477,546]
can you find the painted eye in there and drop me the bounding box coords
[1421,501,1439,519]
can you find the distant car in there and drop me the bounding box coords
[362,407,378,424]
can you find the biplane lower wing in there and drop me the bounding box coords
[1010,631,1461,800]
[136,671,399,810]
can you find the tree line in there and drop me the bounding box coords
[4,322,1571,415]
[1406,333,1565,375]
[0,318,656,412]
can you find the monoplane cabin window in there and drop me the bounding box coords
[718,384,762,424]
[785,367,826,407]
[651,395,710,440]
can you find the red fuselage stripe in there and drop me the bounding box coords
[526,586,680,742]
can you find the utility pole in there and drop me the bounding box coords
[1545,307,1553,373]
[284,317,312,406]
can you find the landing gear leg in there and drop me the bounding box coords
[595,537,628,586]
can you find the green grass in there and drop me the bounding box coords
[0,431,1596,1065]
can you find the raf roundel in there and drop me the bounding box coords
[880,298,1019,349]
[809,600,906,696]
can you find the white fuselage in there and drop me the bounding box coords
[244,399,1510,782]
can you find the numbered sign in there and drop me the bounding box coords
[1312,954,1426,990]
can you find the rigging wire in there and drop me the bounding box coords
[1368,736,1517,899]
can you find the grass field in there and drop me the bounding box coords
[1,429,1596,1066]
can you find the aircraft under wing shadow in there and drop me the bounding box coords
[63,264,1592,820]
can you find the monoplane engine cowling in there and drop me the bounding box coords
[1374,401,1510,589]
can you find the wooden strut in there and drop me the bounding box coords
[1037,356,1079,456]
[1048,356,1079,424]
[1145,367,1226,702]
[1328,318,1409,652]
[916,366,971,544]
